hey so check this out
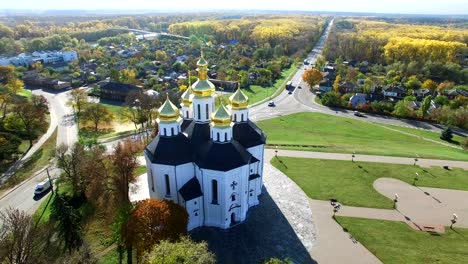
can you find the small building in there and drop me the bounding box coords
[383,85,406,99]
[440,89,468,100]
[209,79,239,92]
[339,82,359,94]
[413,89,431,100]
[99,81,140,101]
[349,93,367,107]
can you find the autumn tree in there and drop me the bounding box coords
[314,56,326,70]
[0,208,43,264]
[6,78,24,94]
[333,74,341,93]
[120,68,138,85]
[142,236,215,264]
[302,68,323,88]
[404,75,422,91]
[68,88,88,117]
[81,103,114,132]
[12,96,48,148]
[419,95,432,118]
[125,199,188,259]
[55,143,86,196]
[422,79,437,92]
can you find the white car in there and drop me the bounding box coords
[34,179,52,195]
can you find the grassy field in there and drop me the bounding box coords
[219,65,297,105]
[17,89,33,99]
[100,103,124,121]
[382,124,465,147]
[257,112,468,161]
[336,216,468,264]
[0,128,57,192]
[271,157,468,209]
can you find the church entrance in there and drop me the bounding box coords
[230,212,237,227]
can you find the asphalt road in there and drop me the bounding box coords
[0,88,78,215]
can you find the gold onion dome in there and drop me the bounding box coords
[211,104,232,126]
[229,87,249,109]
[181,87,193,106]
[192,52,215,97]
[158,97,180,121]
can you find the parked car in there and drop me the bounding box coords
[34,179,52,195]
[268,101,276,107]
[354,111,364,117]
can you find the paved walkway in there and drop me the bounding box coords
[271,149,468,170]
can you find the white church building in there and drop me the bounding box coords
[144,55,266,230]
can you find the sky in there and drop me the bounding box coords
[2,0,468,15]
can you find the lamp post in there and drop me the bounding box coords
[450,213,458,229]
[275,145,278,157]
[413,172,419,186]
[352,151,355,162]
[393,193,399,209]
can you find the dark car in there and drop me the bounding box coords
[268,101,276,107]
[354,111,364,117]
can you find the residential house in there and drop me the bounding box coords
[349,93,367,107]
[339,82,359,94]
[440,89,468,100]
[383,85,406,99]
[413,89,432,100]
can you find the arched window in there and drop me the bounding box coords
[216,132,220,142]
[150,170,154,192]
[163,128,167,136]
[225,133,227,141]
[186,111,189,119]
[233,114,237,122]
[165,174,171,196]
[241,114,244,122]
[211,180,218,204]
[205,104,209,119]
[171,127,174,136]
[197,104,201,120]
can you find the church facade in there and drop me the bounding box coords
[144,55,266,230]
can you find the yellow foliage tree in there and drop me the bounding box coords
[302,68,323,88]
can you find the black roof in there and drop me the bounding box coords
[233,120,266,148]
[100,81,140,93]
[145,133,193,165]
[179,177,203,201]
[181,119,192,132]
[196,140,252,171]
[184,121,211,148]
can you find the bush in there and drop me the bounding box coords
[440,127,453,141]
[462,137,468,151]
[321,92,342,107]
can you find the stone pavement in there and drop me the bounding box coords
[270,149,468,170]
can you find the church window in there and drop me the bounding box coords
[205,104,209,119]
[216,132,220,142]
[186,111,189,119]
[225,133,227,141]
[231,194,236,201]
[197,104,201,119]
[233,114,237,122]
[195,212,198,216]
[171,127,174,136]
[150,170,154,191]
[211,180,218,204]
[163,128,167,136]
[241,114,244,122]
[194,201,197,205]
[165,174,171,196]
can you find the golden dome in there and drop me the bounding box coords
[192,52,215,97]
[211,104,232,126]
[158,97,180,121]
[229,86,249,109]
[181,87,193,106]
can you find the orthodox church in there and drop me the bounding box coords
[144,54,266,230]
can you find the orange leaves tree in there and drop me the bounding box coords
[124,199,188,259]
[302,68,323,88]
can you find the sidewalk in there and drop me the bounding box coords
[268,149,468,170]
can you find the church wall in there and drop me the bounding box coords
[150,163,179,204]
[247,144,265,197]
[231,108,249,122]
[185,196,204,231]
[159,122,181,137]
[175,163,195,193]
[248,178,260,206]
[192,96,215,123]
[181,105,193,120]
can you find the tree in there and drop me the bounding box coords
[12,97,48,148]
[155,50,167,61]
[440,127,453,141]
[302,68,323,88]
[434,96,449,106]
[362,78,374,94]
[110,68,121,82]
[0,208,43,264]
[0,132,21,162]
[263,258,294,264]
[81,103,114,132]
[68,89,88,117]
[55,143,86,196]
[404,75,421,91]
[51,195,83,254]
[126,199,188,258]
[462,137,468,151]
[6,78,24,94]
[142,236,215,264]
[110,139,141,206]
[422,79,437,92]
[420,95,432,118]
[393,97,414,118]
[333,74,341,93]
[315,56,326,70]
[321,92,342,107]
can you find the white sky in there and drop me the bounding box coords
[2,0,468,15]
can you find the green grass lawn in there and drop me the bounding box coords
[219,65,297,105]
[336,216,468,264]
[0,128,57,192]
[382,124,465,147]
[17,89,33,99]
[134,165,147,177]
[33,192,55,225]
[271,157,468,209]
[100,103,124,121]
[257,112,468,161]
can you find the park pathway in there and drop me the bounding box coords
[269,149,468,170]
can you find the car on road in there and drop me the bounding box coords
[268,101,276,107]
[354,111,364,117]
[34,179,52,195]
[288,90,293,94]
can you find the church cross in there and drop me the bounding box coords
[230,181,238,190]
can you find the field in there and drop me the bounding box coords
[336,216,468,264]
[271,157,468,209]
[257,112,467,161]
